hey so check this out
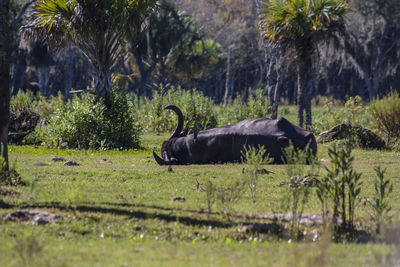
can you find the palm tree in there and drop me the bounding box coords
[0,0,11,170]
[24,0,157,103]
[262,0,347,127]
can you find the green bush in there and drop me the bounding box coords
[217,89,269,126]
[44,88,141,150]
[144,86,217,134]
[370,91,400,144]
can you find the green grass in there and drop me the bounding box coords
[1,133,399,266]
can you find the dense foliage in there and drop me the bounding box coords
[45,89,141,150]
[370,91,400,145]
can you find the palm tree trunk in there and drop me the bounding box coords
[92,67,112,106]
[0,0,10,170]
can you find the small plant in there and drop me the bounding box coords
[365,166,393,234]
[241,145,270,203]
[214,178,247,220]
[204,180,216,214]
[281,143,319,236]
[247,88,269,119]
[319,142,362,233]
[14,229,43,265]
[370,90,400,145]
[65,178,86,209]
[344,96,363,124]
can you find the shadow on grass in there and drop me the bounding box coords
[0,200,233,228]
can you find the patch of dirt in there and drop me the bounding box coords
[52,156,66,162]
[0,188,19,196]
[64,160,80,166]
[33,162,49,166]
[0,210,61,225]
[171,196,186,202]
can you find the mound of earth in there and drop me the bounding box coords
[0,210,61,225]
[317,123,385,149]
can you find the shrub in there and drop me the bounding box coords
[370,91,400,145]
[44,88,141,150]
[144,86,217,134]
[217,89,269,126]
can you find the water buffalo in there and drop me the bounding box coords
[152,105,317,165]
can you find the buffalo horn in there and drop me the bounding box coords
[152,149,167,165]
[165,105,184,140]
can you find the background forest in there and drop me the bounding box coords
[8,0,399,103]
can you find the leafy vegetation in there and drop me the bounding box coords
[44,89,141,150]
[142,86,217,134]
[370,91,400,146]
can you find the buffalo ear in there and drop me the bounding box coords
[180,128,188,137]
[277,136,289,147]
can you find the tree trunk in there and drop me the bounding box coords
[296,55,312,127]
[0,0,10,170]
[223,47,232,107]
[12,49,27,92]
[65,47,74,98]
[92,67,113,106]
[39,66,49,96]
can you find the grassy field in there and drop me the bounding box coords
[1,132,400,266]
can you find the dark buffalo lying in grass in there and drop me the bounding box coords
[152,105,317,165]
